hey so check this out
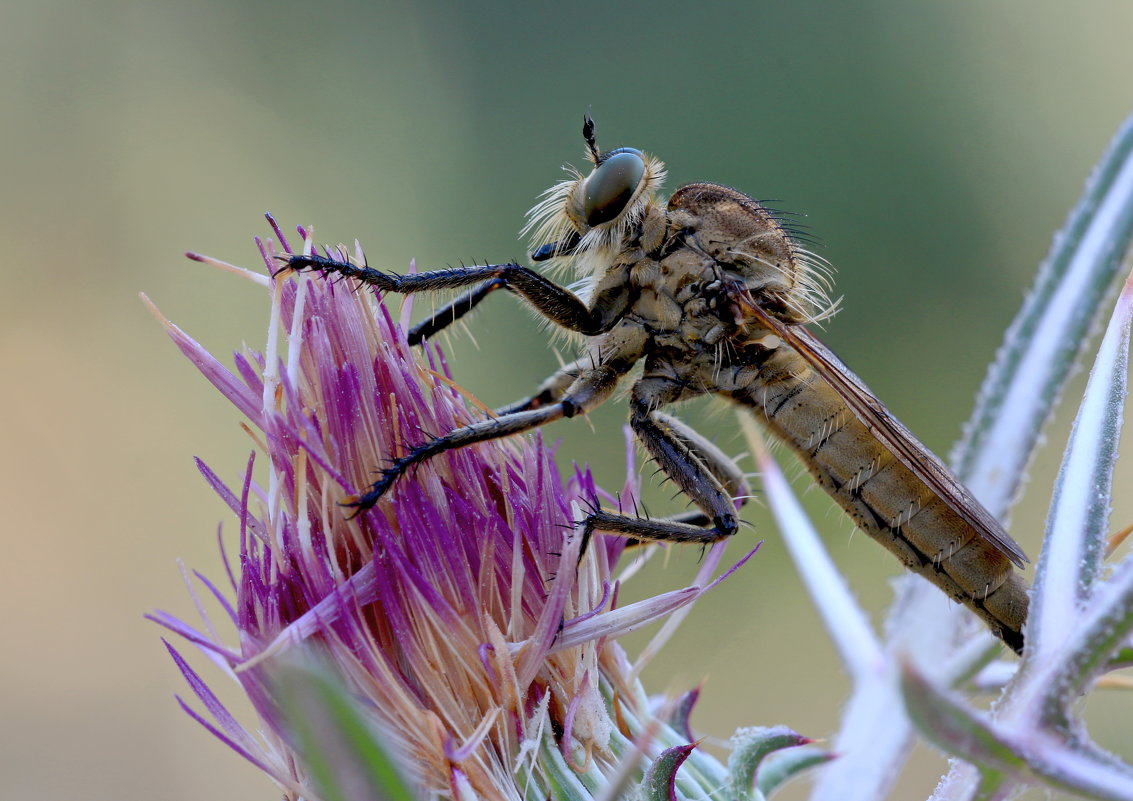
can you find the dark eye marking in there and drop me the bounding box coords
[582,149,645,226]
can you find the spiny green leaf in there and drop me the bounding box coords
[756,745,836,798]
[725,725,812,801]
[1030,265,1133,659]
[640,743,696,801]
[953,110,1133,519]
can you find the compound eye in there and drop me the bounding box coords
[582,148,645,226]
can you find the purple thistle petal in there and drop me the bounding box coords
[147,613,239,661]
[515,519,585,688]
[163,640,254,745]
[563,581,613,629]
[193,458,266,543]
[263,212,291,255]
[192,570,239,625]
[253,236,276,275]
[174,695,276,777]
[161,318,262,424]
[542,586,702,655]
[232,352,266,399]
[559,669,587,764]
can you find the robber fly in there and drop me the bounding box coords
[281,117,1030,653]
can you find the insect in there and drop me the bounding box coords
[281,117,1031,653]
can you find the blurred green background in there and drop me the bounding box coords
[3,1,1132,799]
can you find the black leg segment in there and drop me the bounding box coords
[348,405,567,514]
[281,254,629,336]
[577,377,745,545]
[407,278,507,345]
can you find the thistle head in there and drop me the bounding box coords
[149,217,809,800]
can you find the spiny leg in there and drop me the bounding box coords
[581,377,742,545]
[380,225,587,345]
[357,224,588,344]
[499,366,749,543]
[349,346,639,514]
[649,411,750,528]
[494,363,749,531]
[350,405,566,513]
[496,321,649,417]
[280,254,630,336]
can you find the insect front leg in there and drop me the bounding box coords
[282,254,631,336]
[581,377,744,545]
[407,279,506,345]
[386,230,587,345]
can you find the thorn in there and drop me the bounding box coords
[1108,520,1133,558]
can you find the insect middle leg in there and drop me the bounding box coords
[345,339,641,513]
[349,404,567,512]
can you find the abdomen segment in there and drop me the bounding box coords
[729,348,1028,652]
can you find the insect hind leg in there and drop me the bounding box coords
[495,359,586,415]
[580,508,729,546]
[626,411,751,537]
[581,378,744,546]
[651,410,749,509]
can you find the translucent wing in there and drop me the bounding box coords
[742,300,1029,568]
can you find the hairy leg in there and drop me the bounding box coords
[345,330,645,514]
[581,377,744,545]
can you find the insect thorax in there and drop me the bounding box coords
[665,183,826,324]
[610,183,820,361]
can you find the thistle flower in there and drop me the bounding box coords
[146,218,823,800]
